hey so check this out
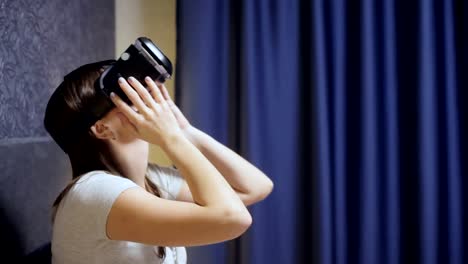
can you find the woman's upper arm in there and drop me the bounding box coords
[106,187,251,247]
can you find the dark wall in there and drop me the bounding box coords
[0,0,115,258]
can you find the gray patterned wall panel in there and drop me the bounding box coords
[0,0,115,138]
[0,0,115,259]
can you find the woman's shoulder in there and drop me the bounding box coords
[54,171,140,242]
[70,171,139,204]
[74,170,133,188]
[76,170,129,185]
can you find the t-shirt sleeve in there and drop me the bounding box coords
[68,172,140,240]
[147,163,185,200]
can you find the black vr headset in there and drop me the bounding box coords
[90,37,173,120]
[45,37,173,153]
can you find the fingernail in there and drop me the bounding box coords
[145,76,151,82]
[118,77,124,83]
[128,76,135,82]
[110,92,116,98]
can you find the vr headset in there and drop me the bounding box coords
[45,37,173,153]
[90,36,173,121]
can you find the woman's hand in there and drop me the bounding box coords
[110,76,184,147]
[155,82,192,131]
[153,82,201,147]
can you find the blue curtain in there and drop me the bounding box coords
[176,0,467,263]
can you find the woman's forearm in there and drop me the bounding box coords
[150,82,273,204]
[162,133,247,212]
[184,127,274,203]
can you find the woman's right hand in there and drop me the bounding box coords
[110,76,184,147]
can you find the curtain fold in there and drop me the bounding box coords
[176,0,466,263]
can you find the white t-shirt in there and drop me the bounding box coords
[51,163,187,264]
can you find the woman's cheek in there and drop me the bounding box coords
[116,112,130,126]
[116,112,139,138]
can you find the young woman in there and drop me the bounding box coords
[44,60,274,264]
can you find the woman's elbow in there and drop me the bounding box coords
[221,207,252,239]
[257,177,274,201]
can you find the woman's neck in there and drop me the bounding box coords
[108,139,149,188]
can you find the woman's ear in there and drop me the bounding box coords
[90,120,116,140]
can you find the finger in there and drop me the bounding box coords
[118,77,150,114]
[145,77,167,107]
[156,82,179,110]
[110,92,142,124]
[157,82,172,102]
[128,77,158,110]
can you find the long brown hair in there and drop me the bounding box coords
[44,61,165,258]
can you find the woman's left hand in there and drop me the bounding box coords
[155,83,199,145]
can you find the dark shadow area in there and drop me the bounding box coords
[0,203,24,259]
[22,242,51,264]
